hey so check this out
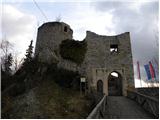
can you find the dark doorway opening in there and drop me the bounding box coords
[97,80,103,95]
[108,72,122,96]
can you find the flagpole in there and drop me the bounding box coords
[149,61,157,87]
[155,78,158,87]
[137,61,142,87]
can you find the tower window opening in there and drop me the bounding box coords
[64,26,68,32]
[110,44,118,53]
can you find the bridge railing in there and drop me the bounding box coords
[87,95,107,119]
[127,90,159,118]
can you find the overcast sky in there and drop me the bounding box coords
[1,0,159,87]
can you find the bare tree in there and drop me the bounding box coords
[55,15,61,22]
[12,52,24,73]
[0,39,13,58]
[0,39,14,71]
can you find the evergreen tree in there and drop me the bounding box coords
[24,40,33,64]
[23,40,34,71]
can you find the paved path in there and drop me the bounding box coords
[104,96,154,119]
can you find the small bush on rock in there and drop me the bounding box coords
[60,39,87,64]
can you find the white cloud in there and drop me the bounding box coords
[62,3,115,40]
[1,1,158,84]
[1,4,37,59]
[93,1,159,81]
[4,0,93,3]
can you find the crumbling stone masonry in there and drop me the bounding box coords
[35,22,134,96]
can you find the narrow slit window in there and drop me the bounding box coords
[64,26,68,32]
[110,44,118,53]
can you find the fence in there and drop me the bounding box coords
[127,90,159,118]
[87,95,107,119]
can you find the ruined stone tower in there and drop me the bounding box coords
[35,22,73,64]
[35,22,134,96]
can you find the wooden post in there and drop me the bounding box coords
[80,77,86,95]
[80,81,82,95]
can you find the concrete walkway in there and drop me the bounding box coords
[104,96,154,119]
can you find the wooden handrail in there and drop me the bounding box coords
[87,95,106,119]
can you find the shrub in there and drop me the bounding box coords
[53,69,80,88]
[46,65,80,89]
[59,39,87,64]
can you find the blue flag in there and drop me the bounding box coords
[151,59,159,81]
[144,64,151,80]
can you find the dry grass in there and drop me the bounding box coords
[1,96,13,115]
[2,77,92,119]
[34,78,91,118]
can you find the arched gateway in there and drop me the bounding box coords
[92,68,130,96]
[108,71,122,96]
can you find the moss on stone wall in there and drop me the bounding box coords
[59,39,87,64]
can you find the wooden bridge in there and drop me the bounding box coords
[87,90,159,119]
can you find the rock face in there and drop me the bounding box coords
[35,22,134,96]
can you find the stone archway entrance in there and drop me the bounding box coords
[108,71,122,96]
[97,80,103,94]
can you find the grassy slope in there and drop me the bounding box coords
[3,77,92,119]
[35,77,92,118]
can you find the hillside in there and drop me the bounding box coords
[1,60,96,119]
[2,76,93,119]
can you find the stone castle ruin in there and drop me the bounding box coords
[35,22,134,96]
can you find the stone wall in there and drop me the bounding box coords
[35,22,134,96]
[57,58,79,72]
[35,22,73,64]
[83,31,134,95]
